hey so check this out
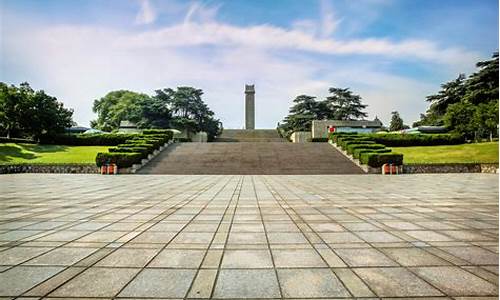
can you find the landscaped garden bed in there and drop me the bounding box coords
[0,129,174,174]
[329,132,498,173]
[0,143,110,165]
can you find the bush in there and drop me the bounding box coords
[40,133,139,146]
[346,143,385,155]
[328,132,358,142]
[353,148,391,159]
[109,146,152,157]
[142,129,172,136]
[337,136,374,148]
[130,137,164,148]
[360,152,403,167]
[308,137,329,142]
[0,137,37,144]
[95,152,143,167]
[365,133,465,147]
[339,139,375,150]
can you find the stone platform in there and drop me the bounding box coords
[0,174,498,298]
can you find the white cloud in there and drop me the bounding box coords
[135,0,156,25]
[319,0,342,37]
[1,3,480,128]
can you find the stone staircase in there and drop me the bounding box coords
[138,142,364,175]
[215,129,285,142]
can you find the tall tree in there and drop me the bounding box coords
[415,52,498,140]
[92,90,152,131]
[464,52,499,104]
[389,111,404,131]
[154,87,221,141]
[324,88,368,120]
[0,82,73,139]
[23,89,74,139]
[414,74,467,127]
[473,101,498,141]
[443,101,477,140]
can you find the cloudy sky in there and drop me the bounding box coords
[1,0,498,128]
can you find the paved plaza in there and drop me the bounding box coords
[0,173,498,299]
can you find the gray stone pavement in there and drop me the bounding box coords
[0,173,498,299]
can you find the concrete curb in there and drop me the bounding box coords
[120,141,173,174]
[328,141,379,174]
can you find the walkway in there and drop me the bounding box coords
[0,174,498,298]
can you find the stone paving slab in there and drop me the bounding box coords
[0,173,498,299]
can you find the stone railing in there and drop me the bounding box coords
[0,164,98,174]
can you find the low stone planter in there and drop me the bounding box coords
[404,163,498,174]
[328,141,373,174]
[0,164,98,174]
[125,142,171,174]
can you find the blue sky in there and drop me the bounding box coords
[1,0,498,128]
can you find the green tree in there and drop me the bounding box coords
[474,100,498,141]
[24,89,74,139]
[92,90,152,131]
[389,111,404,131]
[154,87,221,141]
[0,82,73,139]
[415,52,498,139]
[465,52,499,104]
[414,74,467,127]
[443,101,477,140]
[0,82,28,138]
[324,88,368,120]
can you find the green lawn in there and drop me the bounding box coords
[391,142,499,164]
[0,143,110,165]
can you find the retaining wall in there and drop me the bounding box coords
[0,164,98,174]
[404,163,498,174]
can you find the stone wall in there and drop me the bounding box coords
[0,164,98,174]
[404,163,498,174]
[290,131,311,143]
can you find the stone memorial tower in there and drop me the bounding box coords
[245,84,255,129]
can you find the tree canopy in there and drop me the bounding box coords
[278,87,369,137]
[92,86,221,141]
[389,111,405,132]
[415,52,498,140]
[0,82,74,139]
[325,88,368,120]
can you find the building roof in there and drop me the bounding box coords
[313,119,383,128]
[66,126,90,132]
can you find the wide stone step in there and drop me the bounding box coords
[138,142,364,175]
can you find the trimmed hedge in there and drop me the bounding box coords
[109,146,152,157]
[360,152,403,167]
[143,129,172,136]
[0,137,37,144]
[40,133,139,146]
[365,133,465,147]
[339,139,374,150]
[353,148,391,159]
[346,143,385,155]
[328,132,358,143]
[308,137,329,142]
[96,152,143,167]
[95,130,172,168]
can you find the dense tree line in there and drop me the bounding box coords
[91,86,222,141]
[0,82,74,139]
[414,52,498,140]
[278,87,368,137]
